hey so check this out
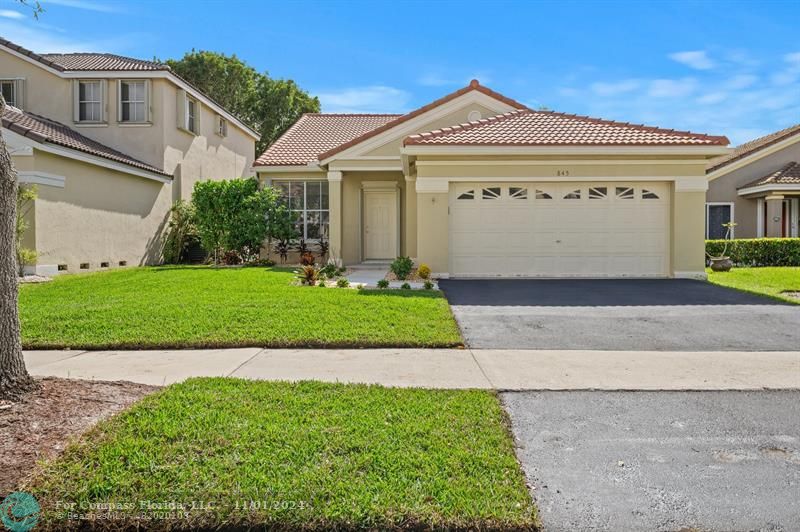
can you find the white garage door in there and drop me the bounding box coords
[449,182,670,277]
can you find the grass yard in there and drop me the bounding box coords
[26,379,538,530]
[19,266,462,349]
[707,266,800,304]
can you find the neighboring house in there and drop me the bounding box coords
[706,124,800,239]
[0,37,258,275]
[254,80,729,279]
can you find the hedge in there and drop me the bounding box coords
[706,238,800,266]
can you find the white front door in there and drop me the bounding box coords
[449,182,670,277]
[363,190,397,260]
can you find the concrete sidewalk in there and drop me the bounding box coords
[24,348,800,390]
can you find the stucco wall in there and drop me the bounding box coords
[29,150,172,272]
[707,141,800,238]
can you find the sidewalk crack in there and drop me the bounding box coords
[469,348,496,389]
[227,349,264,377]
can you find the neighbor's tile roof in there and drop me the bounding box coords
[404,109,729,147]
[40,52,169,71]
[707,124,800,173]
[254,113,401,166]
[2,106,171,177]
[739,161,800,189]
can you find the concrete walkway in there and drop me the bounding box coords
[24,348,800,390]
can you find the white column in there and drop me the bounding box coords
[327,171,343,264]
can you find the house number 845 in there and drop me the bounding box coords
[557,170,570,177]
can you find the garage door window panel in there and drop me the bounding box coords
[482,187,501,200]
[563,189,581,200]
[589,187,608,200]
[509,187,528,200]
[535,189,553,200]
[616,187,635,200]
[457,190,475,200]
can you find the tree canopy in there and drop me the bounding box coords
[165,51,320,155]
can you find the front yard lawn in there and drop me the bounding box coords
[19,266,462,349]
[707,266,800,304]
[27,379,538,530]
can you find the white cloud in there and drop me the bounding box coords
[697,92,727,104]
[771,51,800,86]
[44,0,122,12]
[648,78,697,98]
[0,9,24,19]
[417,74,453,87]
[724,74,758,90]
[590,79,640,96]
[669,50,715,70]
[0,20,144,53]
[317,85,412,113]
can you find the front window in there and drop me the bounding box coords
[120,80,146,122]
[217,115,228,137]
[186,97,197,133]
[0,80,16,107]
[706,203,733,239]
[273,180,329,240]
[78,81,103,122]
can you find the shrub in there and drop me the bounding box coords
[706,238,800,266]
[336,267,347,276]
[317,238,329,262]
[423,280,434,290]
[246,258,275,267]
[401,282,411,290]
[162,200,198,264]
[300,251,315,266]
[377,279,389,289]
[221,250,242,265]
[275,239,292,264]
[417,263,431,280]
[320,263,338,278]
[17,248,37,273]
[390,256,414,280]
[337,277,350,288]
[295,264,319,286]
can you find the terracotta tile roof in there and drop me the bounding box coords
[739,161,800,189]
[40,52,168,72]
[404,109,729,147]
[2,106,171,177]
[315,80,529,161]
[707,124,800,173]
[254,113,401,166]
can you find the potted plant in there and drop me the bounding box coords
[707,222,737,272]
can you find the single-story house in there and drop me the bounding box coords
[254,80,730,279]
[706,124,800,239]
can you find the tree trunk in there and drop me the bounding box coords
[0,97,37,400]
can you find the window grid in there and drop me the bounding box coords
[0,81,15,107]
[274,180,330,241]
[79,81,102,122]
[120,81,146,123]
[186,98,197,133]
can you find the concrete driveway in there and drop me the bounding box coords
[503,390,800,532]
[439,279,800,350]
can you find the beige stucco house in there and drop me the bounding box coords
[1,37,258,275]
[254,80,730,280]
[706,124,800,240]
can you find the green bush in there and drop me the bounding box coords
[401,282,411,290]
[390,256,414,280]
[423,280,434,290]
[376,279,389,289]
[162,200,198,264]
[417,263,431,280]
[336,277,350,288]
[706,238,800,266]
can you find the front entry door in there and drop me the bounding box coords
[363,190,397,260]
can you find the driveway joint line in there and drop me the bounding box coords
[227,348,266,377]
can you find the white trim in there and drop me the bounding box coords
[415,158,709,166]
[737,183,800,196]
[361,180,399,190]
[3,129,171,183]
[18,170,66,188]
[8,144,33,156]
[705,202,735,239]
[0,42,259,139]
[757,198,765,237]
[416,178,450,193]
[255,165,324,173]
[415,175,706,188]
[673,271,708,280]
[403,145,730,156]
[319,91,518,164]
[791,198,799,238]
[328,165,403,172]
[674,176,709,192]
[707,132,800,180]
[327,171,343,182]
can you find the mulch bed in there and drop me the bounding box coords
[0,377,158,497]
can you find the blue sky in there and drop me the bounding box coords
[1,0,798,144]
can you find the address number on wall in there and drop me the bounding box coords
[556,170,570,177]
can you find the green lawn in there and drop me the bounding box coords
[27,379,537,530]
[19,266,462,349]
[707,266,800,304]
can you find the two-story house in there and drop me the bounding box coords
[0,37,258,275]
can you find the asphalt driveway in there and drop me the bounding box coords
[503,390,800,531]
[439,279,800,350]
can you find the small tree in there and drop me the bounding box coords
[162,200,197,264]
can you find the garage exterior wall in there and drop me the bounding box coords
[24,150,173,274]
[414,157,710,279]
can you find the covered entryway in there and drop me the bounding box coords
[449,182,670,277]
